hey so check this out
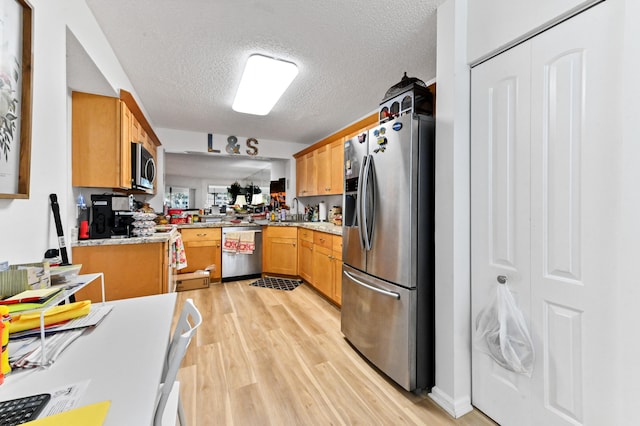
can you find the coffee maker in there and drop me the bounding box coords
[90,194,134,238]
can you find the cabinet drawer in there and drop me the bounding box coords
[265,226,297,239]
[314,232,332,251]
[298,228,314,242]
[184,240,220,248]
[180,228,221,242]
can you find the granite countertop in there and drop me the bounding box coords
[72,221,342,247]
[71,228,178,247]
[178,221,342,236]
[266,221,343,236]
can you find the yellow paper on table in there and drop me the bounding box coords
[9,300,91,334]
[23,400,110,425]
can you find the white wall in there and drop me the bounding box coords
[0,0,145,263]
[430,0,472,418]
[467,0,600,63]
[159,128,305,208]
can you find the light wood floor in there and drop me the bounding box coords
[173,279,495,425]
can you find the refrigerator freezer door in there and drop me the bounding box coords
[343,133,370,272]
[341,264,417,391]
[366,115,419,288]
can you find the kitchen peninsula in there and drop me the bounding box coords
[71,231,175,302]
[71,221,343,305]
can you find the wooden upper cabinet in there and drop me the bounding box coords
[329,138,344,194]
[72,92,131,190]
[296,155,307,197]
[72,91,160,193]
[316,137,344,195]
[131,114,141,142]
[120,102,132,189]
[316,144,331,194]
[294,113,379,198]
[297,151,317,197]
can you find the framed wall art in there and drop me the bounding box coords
[0,0,32,199]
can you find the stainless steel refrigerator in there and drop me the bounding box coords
[341,112,435,392]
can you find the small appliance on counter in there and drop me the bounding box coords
[90,194,134,239]
[113,211,135,237]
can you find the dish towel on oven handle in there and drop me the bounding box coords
[223,232,240,253]
[170,232,187,270]
[238,231,255,254]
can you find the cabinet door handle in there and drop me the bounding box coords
[196,233,207,237]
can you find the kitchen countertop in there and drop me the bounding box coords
[71,228,178,247]
[71,221,343,247]
[178,221,343,236]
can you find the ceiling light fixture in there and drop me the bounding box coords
[232,54,299,116]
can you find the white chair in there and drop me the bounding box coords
[154,298,203,426]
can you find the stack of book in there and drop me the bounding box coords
[0,288,63,313]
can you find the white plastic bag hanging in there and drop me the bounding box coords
[474,282,535,377]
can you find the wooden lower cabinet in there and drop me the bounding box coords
[179,228,222,281]
[72,242,168,302]
[298,239,314,283]
[313,244,334,298]
[298,228,314,283]
[263,227,298,276]
[296,230,343,306]
[332,235,343,305]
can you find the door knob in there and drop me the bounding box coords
[497,275,507,284]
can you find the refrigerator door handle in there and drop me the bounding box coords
[356,155,369,250]
[361,154,374,250]
[343,270,400,300]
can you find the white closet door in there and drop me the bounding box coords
[529,1,622,424]
[470,37,532,426]
[471,1,623,425]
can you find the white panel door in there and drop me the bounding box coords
[529,1,622,424]
[471,35,533,426]
[471,1,622,425]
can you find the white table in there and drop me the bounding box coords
[0,292,177,425]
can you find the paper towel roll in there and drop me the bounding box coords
[319,202,327,222]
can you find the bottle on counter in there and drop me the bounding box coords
[77,194,89,240]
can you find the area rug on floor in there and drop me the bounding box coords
[250,276,302,291]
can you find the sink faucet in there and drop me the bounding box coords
[292,197,299,216]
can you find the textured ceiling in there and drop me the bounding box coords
[85,0,444,146]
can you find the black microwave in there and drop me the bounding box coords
[131,142,156,191]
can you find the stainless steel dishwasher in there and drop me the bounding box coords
[221,226,263,281]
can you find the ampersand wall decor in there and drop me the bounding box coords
[225,135,240,154]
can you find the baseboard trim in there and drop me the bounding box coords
[428,386,473,419]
